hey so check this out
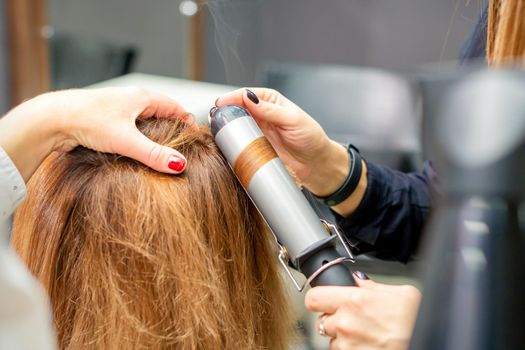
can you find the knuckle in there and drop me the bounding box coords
[305,294,319,310]
[268,88,279,96]
[401,285,421,299]
[335,315,353,336]
[263,88,280,104]
[349,290,365,306]
[147,144,164,166]
[261,104,276,116]
[126,87,150,102]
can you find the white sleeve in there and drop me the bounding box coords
[0,147,26,225]
[0,147,57,350]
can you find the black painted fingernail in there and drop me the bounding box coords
[209,106,218,117]
[246,89,259,104]
[353,271,369,280]
[214,97,219,107]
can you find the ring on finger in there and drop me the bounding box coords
[318,314,329,337]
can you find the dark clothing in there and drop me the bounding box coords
[336,161,436,263]
[336,5,488,262]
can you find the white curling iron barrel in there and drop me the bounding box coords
[210,105,356,290]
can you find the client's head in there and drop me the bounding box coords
[12,118,294,349]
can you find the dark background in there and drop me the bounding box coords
[46,0,483,86]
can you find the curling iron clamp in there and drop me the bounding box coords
[209,105,357,290]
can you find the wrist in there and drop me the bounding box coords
[33,91,75,151]
[0,93,67,181]
[303,140,368,217]
[24,91,81,154]
[331,161,367,217]
[303,140,349,196]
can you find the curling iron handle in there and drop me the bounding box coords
[301,246,356,287]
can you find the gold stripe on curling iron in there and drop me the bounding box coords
[233,136,278,189]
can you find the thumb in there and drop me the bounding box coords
[352,271,378,289]
[241,89,291,127]
[116,128,187,174]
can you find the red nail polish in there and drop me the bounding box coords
[168,157,186,172]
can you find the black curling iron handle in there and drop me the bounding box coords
[300,246,356,287]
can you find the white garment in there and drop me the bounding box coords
[0,147,56,349]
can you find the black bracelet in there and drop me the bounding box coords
[314,144,363,207]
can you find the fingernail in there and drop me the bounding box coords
[209,106,218,118]
[353,271,369,280]
[246,89,259,104]
[168,156,186,172]
[214,97,220,106]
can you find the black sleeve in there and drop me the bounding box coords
[335,161,438,263]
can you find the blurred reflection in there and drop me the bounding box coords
[51,33,136,89]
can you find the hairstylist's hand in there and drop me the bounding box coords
[0,87,193,181]
[217,88,367,216]
[305,272,421,350]
[217,88,338,193]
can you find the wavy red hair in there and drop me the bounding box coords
[12,119,295,349]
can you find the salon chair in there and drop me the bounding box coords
[50,33,137,90]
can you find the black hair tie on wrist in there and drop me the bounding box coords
[314,144,363,207]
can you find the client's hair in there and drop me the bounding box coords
[12,119,295,349]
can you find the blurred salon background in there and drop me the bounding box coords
[0,1,485,348]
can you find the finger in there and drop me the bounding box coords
[138,90,188,119]
[352,271,378,289]
[323,311,363,349]
[305,286,360,314]
[329,337,339,350]
[215,87,248,106]
[353,271,412,294]
[241,90,295,126]
[323,312,356,349]
[136,91,197,130]
[216,87,276,107]
[115,127,187,174]
[218,88,298,128]
[316,313,336,339]
[329,337,347,350]
[180,112,200,131]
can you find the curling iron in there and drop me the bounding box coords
[209,105,356,290]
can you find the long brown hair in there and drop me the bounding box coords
[12,119,295,349]
[488,0,525,64]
